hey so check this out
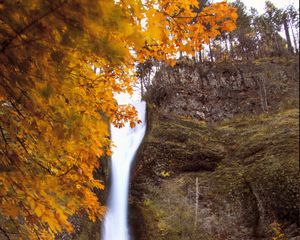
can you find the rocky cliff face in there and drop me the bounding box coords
[146,57,299,121]
[129,57,299,240]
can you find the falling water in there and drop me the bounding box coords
[102,101,146,240]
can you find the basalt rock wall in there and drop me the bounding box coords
[146,57,299,121]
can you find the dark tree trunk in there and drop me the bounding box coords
[224,35,229,61]
[273,33,281,56]
[179,51,183,58]
[140,78,144,99]
[229,34,235,59]
[208,41,214,62]
[198,49,203,63]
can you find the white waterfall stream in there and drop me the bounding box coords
[102,101,146,240]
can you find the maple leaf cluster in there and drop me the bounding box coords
[0,0,237,239]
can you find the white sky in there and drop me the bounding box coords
[216,0,299,13]
[215,0,299,47]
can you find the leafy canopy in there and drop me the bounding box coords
[0,0,237,239]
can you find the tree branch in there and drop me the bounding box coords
[1,2,66,53]
[58,165,75,177]
[0,17,27,42]
[0,226,11,240]
[0,125,8,149]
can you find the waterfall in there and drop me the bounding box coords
[102,101,146,240]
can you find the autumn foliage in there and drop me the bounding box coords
[0,0,237,239]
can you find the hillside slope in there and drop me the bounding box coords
[129,57,299,240]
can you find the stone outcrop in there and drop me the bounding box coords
[146,57,299,121]
[130,57,299,240]
[129,108,299,240]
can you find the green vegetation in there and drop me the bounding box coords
[131,107,299,239]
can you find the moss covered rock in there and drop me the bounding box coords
[129,108,299,240]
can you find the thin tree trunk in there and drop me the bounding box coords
[273,32,281,55]
[140,78,144,99]
[261,78,268,112]
[229,33,235,59]
[258,77,268,112]
[283,19,294,53]
[179,51,183,58]
[208,41,214,62]
[194,177,199,229]
[224,36,229,61]
[199,48,203,63]
[289,21,298,53]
